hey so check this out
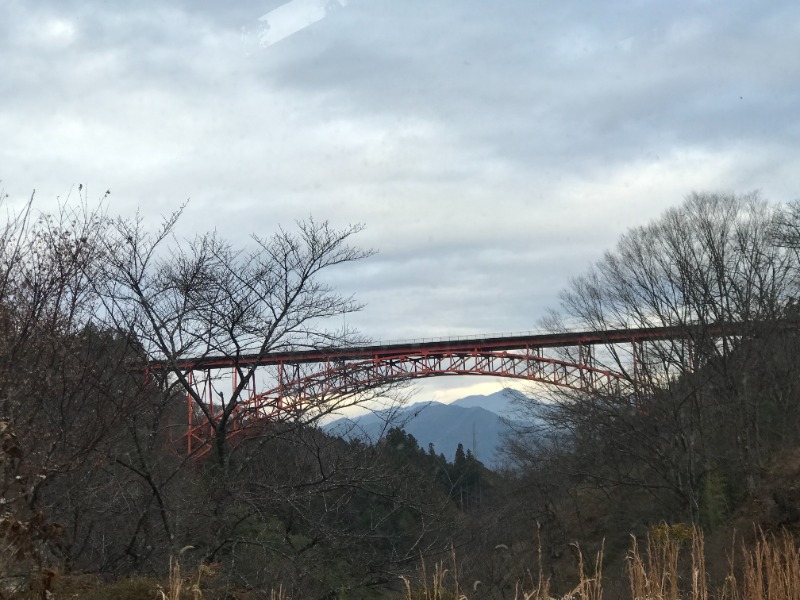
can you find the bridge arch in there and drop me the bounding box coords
[156,321,779,454]
[178,335,633,453]
[245,347,621,409]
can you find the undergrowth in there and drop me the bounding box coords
[405,526,800,600]
[2,527,799,599]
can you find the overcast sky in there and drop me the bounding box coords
[2,0,800,402]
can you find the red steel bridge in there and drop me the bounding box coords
[143,320,787,454]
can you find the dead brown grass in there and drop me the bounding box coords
[2,526,798,599]
[402,546,467,600]
[626,524,708,600]
[720,529,800,600]
[406,526,800,600]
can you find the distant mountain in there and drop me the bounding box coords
[450,387,530,417]
[324,388,544,470]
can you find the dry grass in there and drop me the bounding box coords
[514,542,602,600]
[405,527,800,600]
[720,529,800,600]
[626,524,707,600]
[513,527,552,600]
[155,546,215,600]
[402,546,467,600]
[1,526,798,599]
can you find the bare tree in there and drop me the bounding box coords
[0,191,156,587]
[0,193,466,595]
[77,207,460,595]
[93,210,380,465]
[511,192,800,528]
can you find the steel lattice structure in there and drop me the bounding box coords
[142,320,792,454]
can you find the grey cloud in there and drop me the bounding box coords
[2,0,800,368]
[260,1,800,175]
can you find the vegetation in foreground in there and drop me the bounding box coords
[2,189,800,597]
[404,527,800,600]
[9,526,799,599]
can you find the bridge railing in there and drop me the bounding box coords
[357,316,787,349]
[365,322,589,348]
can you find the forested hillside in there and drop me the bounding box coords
[324,389,536,469]
[2,191,800,599]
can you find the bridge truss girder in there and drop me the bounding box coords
[184,346,626,453]
[158,320,798,455]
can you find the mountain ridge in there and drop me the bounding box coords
[324,388,538,469]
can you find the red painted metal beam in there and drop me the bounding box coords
[246,348,622,406]
[142,320,795,372]
[184,347,628,454]
[163,319,799,456]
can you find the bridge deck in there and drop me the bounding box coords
[145,321,776,371]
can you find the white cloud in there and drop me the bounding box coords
[40,18,77,45]
[2,0,800,411]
